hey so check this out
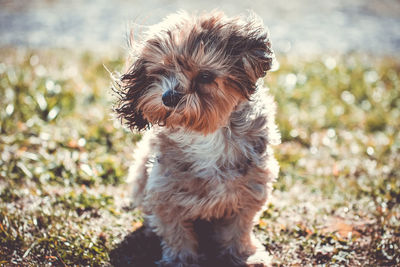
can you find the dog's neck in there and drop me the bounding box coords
[164,127,243,180]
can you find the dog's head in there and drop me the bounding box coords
[115,11,276,134]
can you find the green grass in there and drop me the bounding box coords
[0,48,399,266]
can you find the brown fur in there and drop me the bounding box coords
[115,11,280,267]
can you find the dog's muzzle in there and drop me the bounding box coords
[162,90,183,107]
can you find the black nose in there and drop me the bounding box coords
[162,90,183,107]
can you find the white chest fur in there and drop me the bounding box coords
[147,125,259,183]
[168,129,238,177]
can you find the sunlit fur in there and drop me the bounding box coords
[115,11,280,267]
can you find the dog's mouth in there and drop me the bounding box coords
[159,96,201,129]
[158,98,185,126]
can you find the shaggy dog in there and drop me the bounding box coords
[114,11,280,267]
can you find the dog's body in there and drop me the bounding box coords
[115,11,280,266]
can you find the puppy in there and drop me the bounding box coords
[114,11,280,267]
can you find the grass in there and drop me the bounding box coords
[0,48,399,266]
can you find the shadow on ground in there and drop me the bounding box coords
[109,221,263,267]
[110,225,162,267]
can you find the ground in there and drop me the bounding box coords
[0,48,399,266]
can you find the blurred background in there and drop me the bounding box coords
[1,0,399,266]
[1,0,400,55]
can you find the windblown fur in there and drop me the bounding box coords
[115,11,280,267]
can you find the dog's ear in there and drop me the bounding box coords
[240,35,276,82]
[114,57,151,131]
[239,17,276,80]
[227,15,277,96]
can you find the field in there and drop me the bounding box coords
[0,48,399,266]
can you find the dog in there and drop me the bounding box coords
[114,11,280,267]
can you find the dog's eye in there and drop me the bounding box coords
[196,71,215,84]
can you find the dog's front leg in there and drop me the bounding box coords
[215,212,270,267]
[149,214,200,267]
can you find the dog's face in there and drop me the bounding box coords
[116,11,275,134]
